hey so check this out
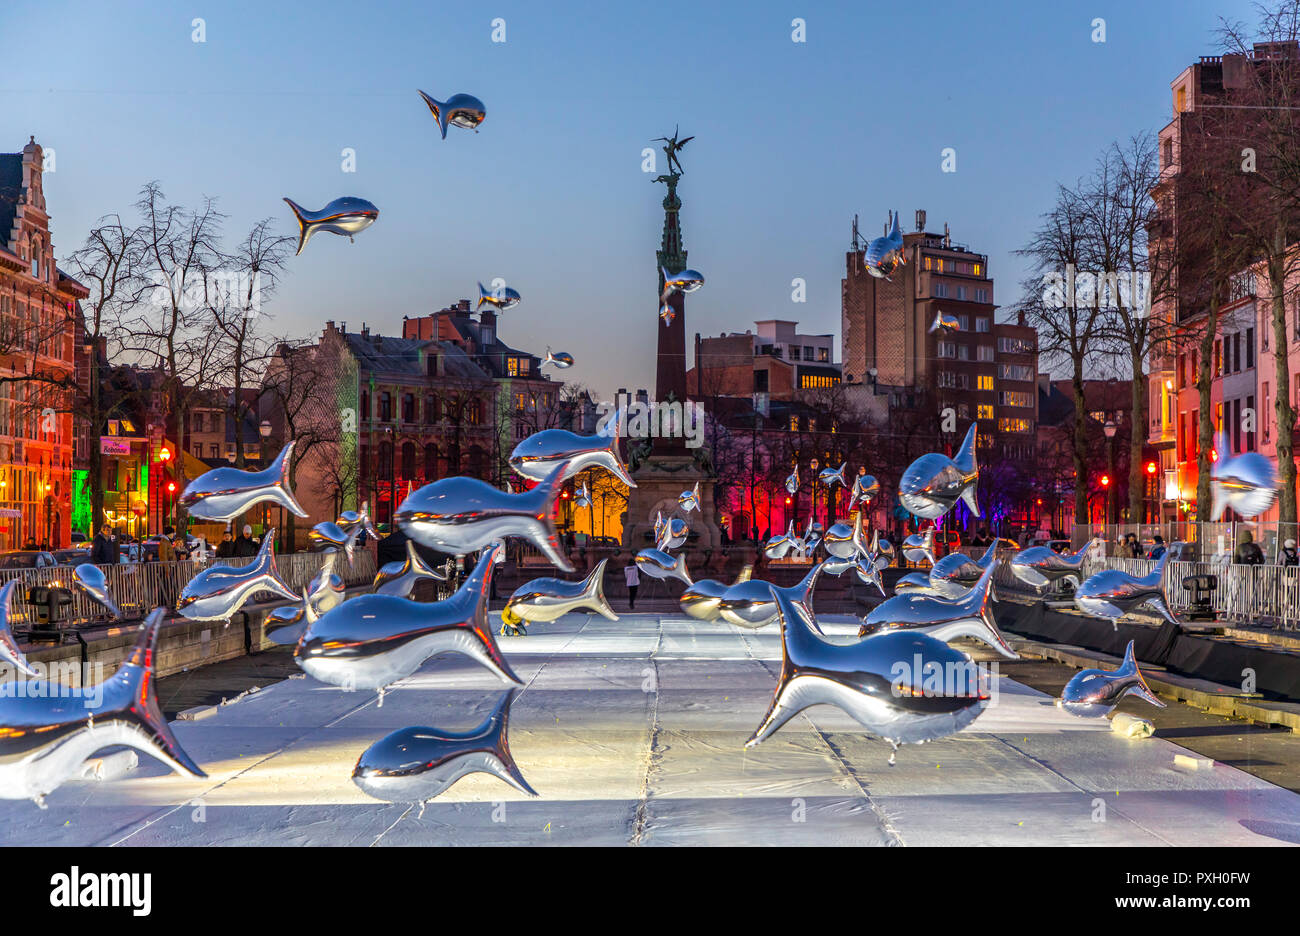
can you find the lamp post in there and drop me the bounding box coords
[1103,419,1117,530]
[259,420,273,547]
[809,458,819,531]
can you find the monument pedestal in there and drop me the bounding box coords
[624,454,721,549]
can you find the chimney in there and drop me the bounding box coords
[1017,309,1026,327]
[361,323,369,339]
[943,224,951,248]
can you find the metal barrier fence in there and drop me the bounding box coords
[1072,522,1300,563]
[0,550,378,628]
[991,549,1300,630]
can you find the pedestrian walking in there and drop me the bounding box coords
[624,562,640,610]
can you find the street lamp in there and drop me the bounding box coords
[1103,419,1117,529]
[259,420,273,544]
[809,458,819,530]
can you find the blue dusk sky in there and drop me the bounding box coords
[3,0,1257,398]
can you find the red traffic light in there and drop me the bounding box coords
[1100,474,1111,487]
[1146,461,1157,475]
[166,481,177,493]
[158,446,171,462]
[1210,448,1219,463]
[784,496,792,505]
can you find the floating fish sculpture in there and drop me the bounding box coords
[785,466,799,496]
[501,558,619,636]
[679,481,700,514]
[659,267,705,317]
[72,563,120,620]
[819,462,848,488]
[849,472,880,511]
[509,426,635,488]
[656,516,689,552]
[398,461,572,572]
[748,586,988,754]
[1009,541,1090,589]
[903,528,936,566]
[0,581,36,677]
[179,441,308,523]
[0,609,206,807]
[899,423,980,520]
[296,546,519,694]
[353,689,535,803]
[542,348,574,369]
[857,562,1017,659]
[680,566,753,622]
[1210,430,1278,520]
[764,520,797,560]
[634,548,692,587]
[283,197,379,256]
[265,597,312,645]
[929,310,960,333]
[477,280,521,312]
[854,553,887,596]
[893,572,938,595]
[373,540,449,598]
[1059,641,1165,717]
[717,562,824,630]
[660,305,676,325]
[822,519,858,560]
[864,210,905,280]
[336,501,380,541]
[929,540,1000,597]
[418,90,487,138]
[799,519,823,554]
[309,521,356,565]
[1074,550,1178,627]
[177,530,296,621]
[574,482,591,508]
[307,551,346,613]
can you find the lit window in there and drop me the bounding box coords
[977,375,993,391]
[977,404,994,420]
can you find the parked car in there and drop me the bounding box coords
[53,546,91,565]
[934,529,963,557]
[68,530,88,545]
[0,550,59,569]
[1027,536,1072,553]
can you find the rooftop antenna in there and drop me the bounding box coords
[915,209,926,232]
[851,213,861,251]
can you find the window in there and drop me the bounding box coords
[209,443,219,459]
[402,393,415,423]
[1234,332,1242,373]
[401,442,416,479]
[934,282,950,298]
[1247,328,1256,368]
[975,288,990,303]
[818,347,829,362]
[789,416,799,431]
[789,346,801,360]
[998,363,1032,381]
[958,314,969,330]
[938,342,957,358]
[977,404,994,420]
[1176,354,1185,389]
[192,413,204,432]
[977,345,994,362]
[999,390,1033,407]
[799,374,838,389]
[192,443,202,457]
[425,394,437,424]
[998,418,1031,433]
[956,287,968,301]
[1246,394,1256,451]
[379,392,392,421]
[975,317,989,333]
[360,391,370,420]
[997,336,1032,354]
[754,370,769,392]
[977,375,993,391]
[938,371,957,389]
[507,357,519,377]
[803,346,814,359]
[1264,384,1271,442]
[514,392,527,412]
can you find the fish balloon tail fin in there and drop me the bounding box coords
[418,90,450,138]
[120,609,207,778]
[272,441,309,518]
[283,198,310,255]
[1119,642,1166,708]
[487,689,538,796]
[954,422,979,475]
[584,557,619,621]
[459,545,523,685]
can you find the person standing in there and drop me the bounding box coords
[624,562,640,610]
[216,530,235,558]
[233,524,259,558]
[1282,538,1299,567]
[90,527,115,564]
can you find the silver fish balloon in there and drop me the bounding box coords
[477,280,521,312]
[660,305,676,325]
[929,540,1000,596]
[819,462,847,488]
[661,267,705,296]
[849,472,880,511]
[283,197,379,256]
[309,521,355,565]
[785,466,799,496]
[574,481,591,508]
[854,553,887,596]
[679,566,753,622]
[542,348,574,369]
[764,520,797,560]
[179,441,308,523]
[894,571,938,595]
[1210,431,1278,520]
[717,562,824,630]
[177,529,296,621]
[1074,550,1178,627]
[337,500,380,540]
[296,545,520,693]
[72,563,120,620]
[902,528,936,566]
[509,427,635,488]
[748,585,988,753]
[397,461,573,572]
[353,689,535,803]
[373,540,449,598]
[0,581,36,677]
[634,548,692,587]
[679,480,700,514]
[657,516,689,552]
[0,609,206,807]
[418,90,487,138]
[822,519,858,560]
[501,558,619,633]
[864,210,905,280]
[899,423,980,520]
[1009,541,1090,589]
[857,562,1017,659]
[1059,641,1165,717]
[929,309,960,333]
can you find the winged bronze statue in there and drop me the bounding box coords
[653,126,694,176]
